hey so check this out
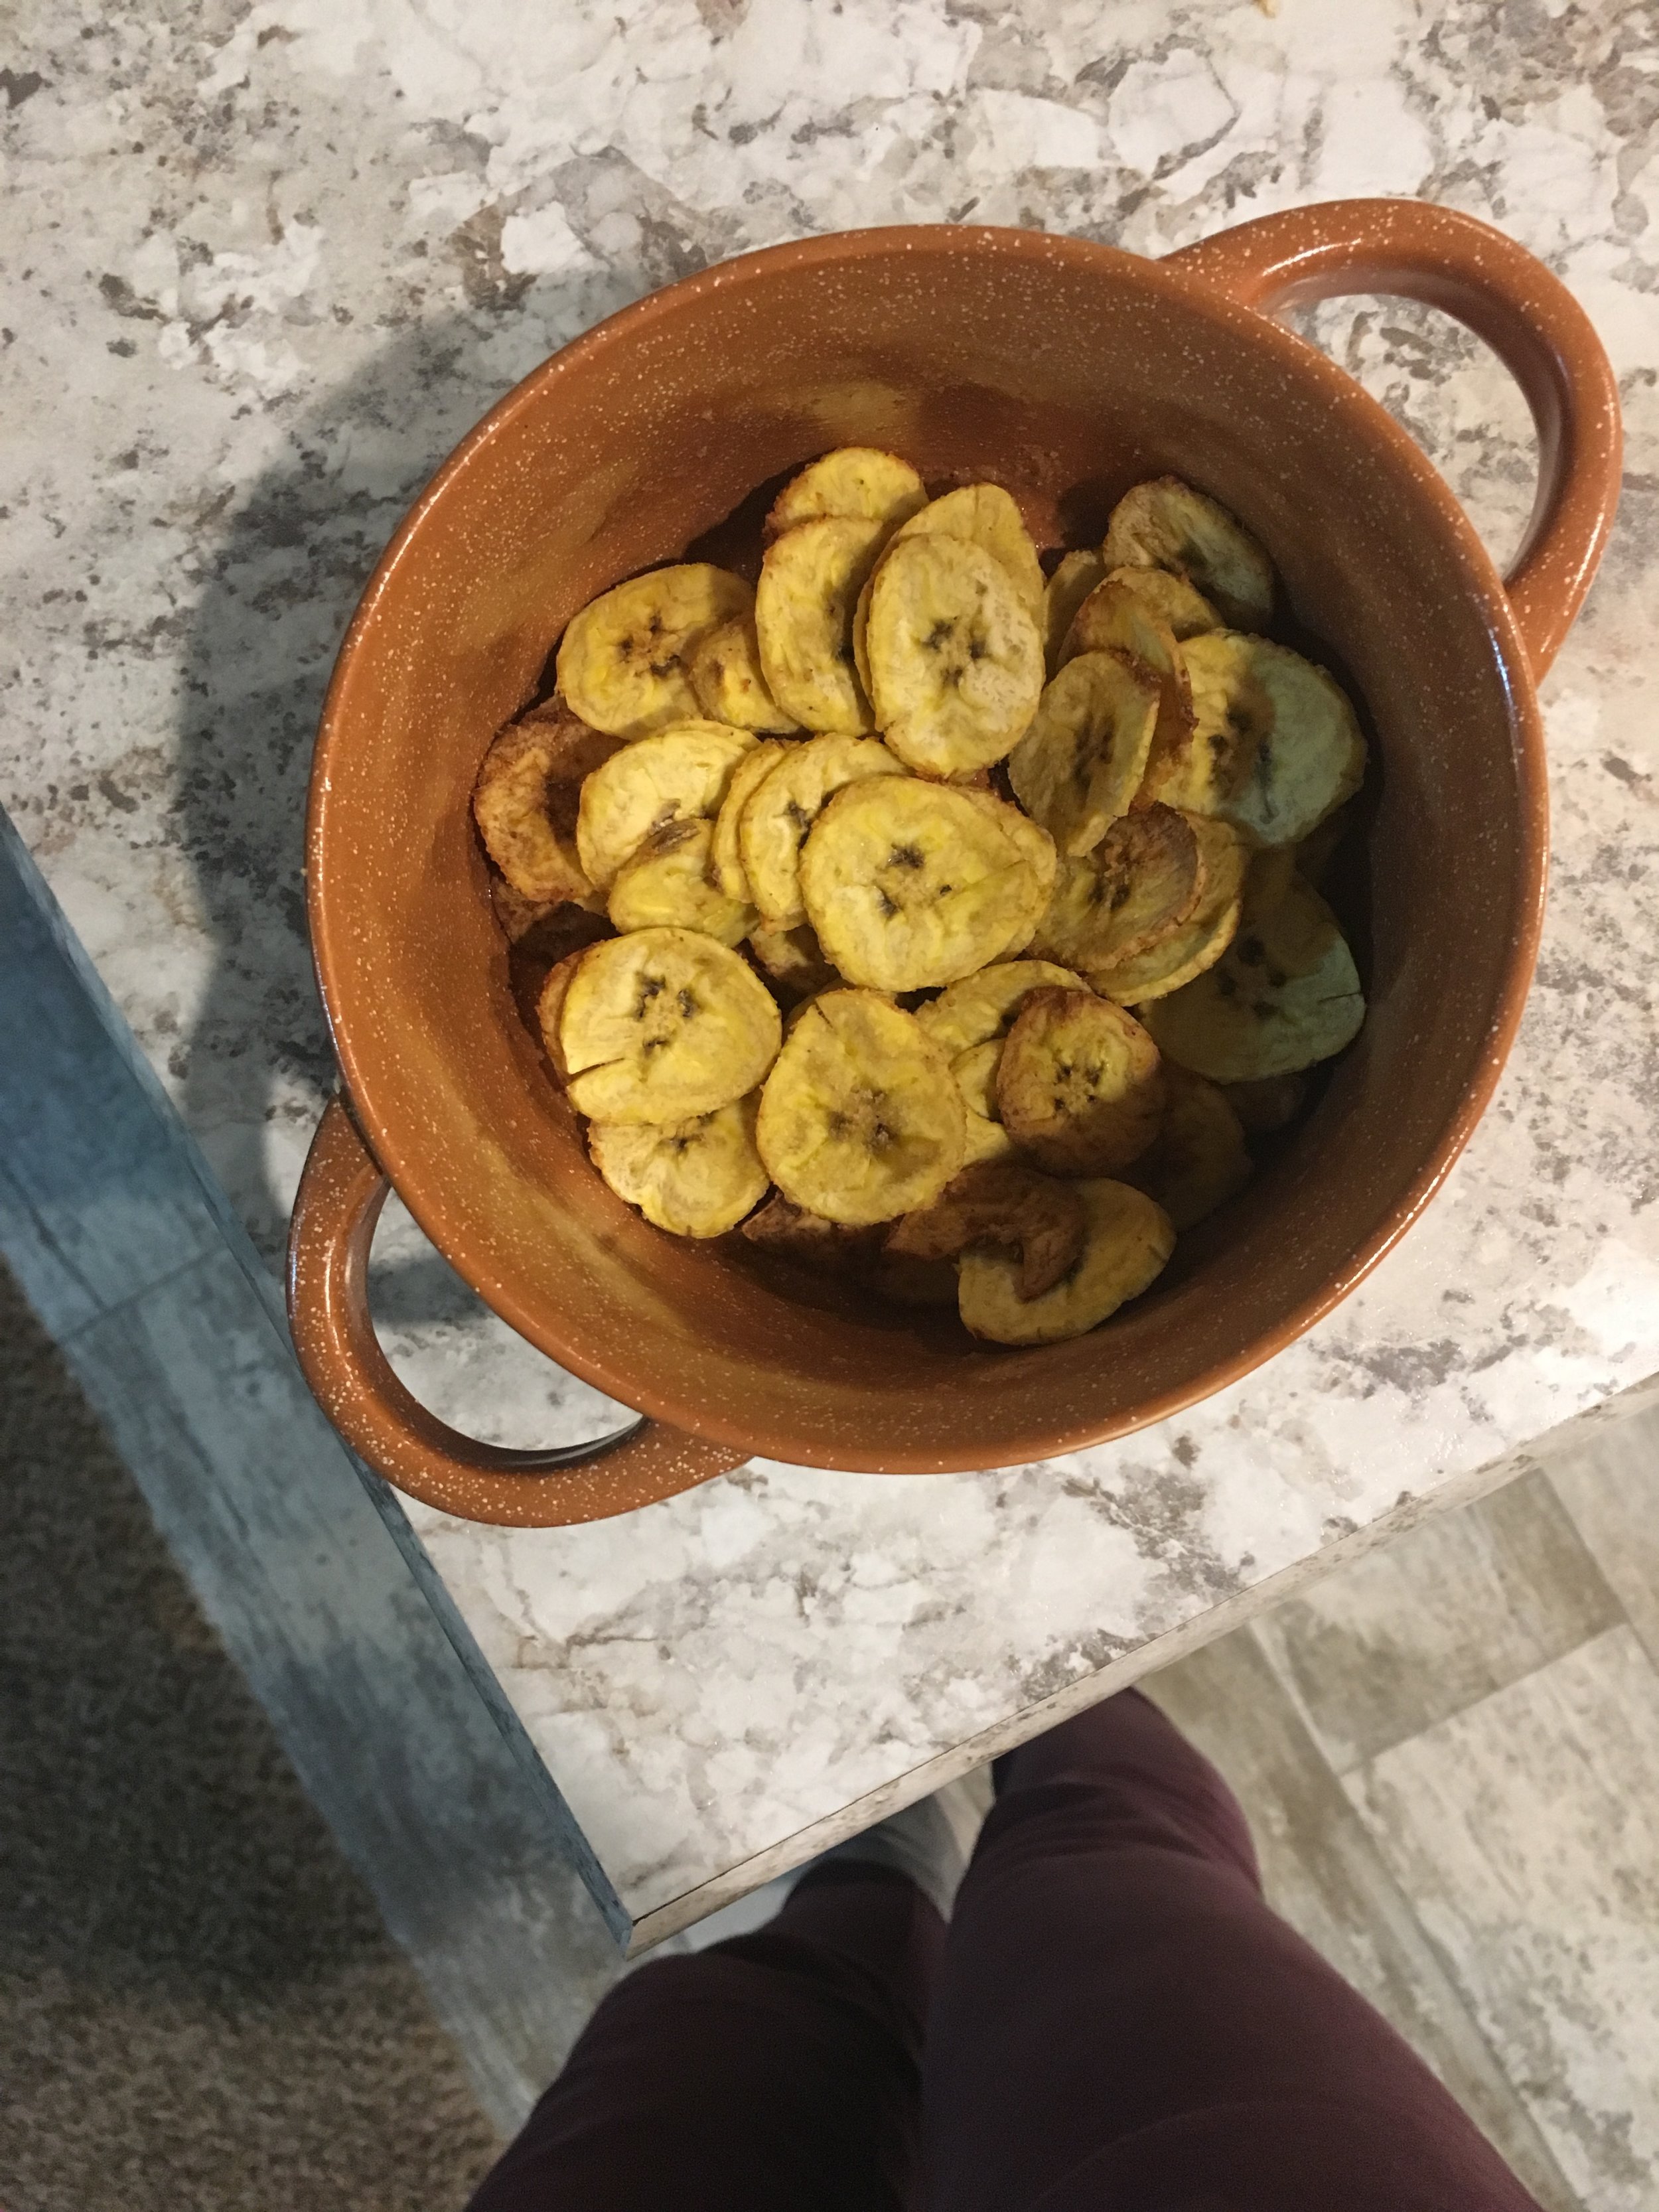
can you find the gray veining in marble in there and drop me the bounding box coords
[4,0,1658,1933]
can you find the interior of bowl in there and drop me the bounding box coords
[310,226,1542,1473]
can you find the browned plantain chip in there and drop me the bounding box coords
[1007,650,1159,857]
[1121,1065,1252,1230]
[740,1192,883,1276]
[1060,579,1193,797]
[472,705,623,907]
[887,1158,1086,1300]
[997,986,1165,1175]
[749,920,839,1000]
[1087,815,1247,1005]
[1103,477,1273,630]
[958,1177,1173,1344]
[1033,804,1202,972]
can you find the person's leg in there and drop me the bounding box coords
[924,1689,1543,2212]
[467,1861,944,2212]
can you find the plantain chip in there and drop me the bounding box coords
[492,877,558,944]
[1043,550,1108,671]
[472,705,623,908]
[756,988,966,1225]
[749,920,839,1000]
[739,733,907,930]
[588,1092,769,1237]
[559,927,782,1124]
[536,948,589,1081]
[1007,650,1159,857]
[1141,875,1364,1082]
[1121,1065,1252,1230]
[755,515,888,734]
[1087,815,1246,1005]
[915,958,1087,1057]
[887,484,1045,614]
[887,1158,1086,1301]
[1033,804,1202,973]
[1105,563,1220,640]
[710,741,792,904]
[767,447,928,538]
[958,1177,1173,1344]
[1103,477,1273,630]
[575,721,756,892]
[689,614,802,734]
[607,819,756,944]
[1155,632,1366,849]
[865,536,1045,777]
[1061,579,1193,794]
[800,778,1056,993]
[1223,1071,1309,1134]
[556,564,752,739]
[997,986,1166,1175]
[740,1191,882,1276]
[949,1038,1018,1164]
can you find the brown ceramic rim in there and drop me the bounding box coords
[293,200,1621,1512]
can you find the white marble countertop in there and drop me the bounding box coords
[5,0,1658,1944]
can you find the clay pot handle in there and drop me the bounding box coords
[286,1097,747,1526]
[1164,198,1622,679]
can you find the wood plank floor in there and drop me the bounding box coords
[1145,1413,1659,2212]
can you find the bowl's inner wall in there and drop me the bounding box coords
[315,235,1531,1469]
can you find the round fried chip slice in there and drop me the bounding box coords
[800,779,1056,993]
[575,721,757,892]
[472,705,624,907]
[915,959,1086,1056]
[556,564,753,739]
[689,614,802,734]
[1061,579,1193,794]
[887,1159,1086,1301]
[536,948,589,1081]
[739,734,907,930]
[1156,633,1366,849]
[1088,816,1247,1005]
[756,988,966,1225]
[710,741,792,904]
[755,515,888,735]
[1104,564,1220,640]
[766,447,928,538]
[1121,1066,1252,1231]
[1007,650,1159,857]
[559,928,782,1124]
[997,986,1166,1175]
[606,820,756,945]
[1043,550,1109,670]
[1103,477,1273,630]
[958,1177,1174,1345]
[589,1092,769,1238]
[748,921,838,1001]
[1033,805,1202,973]
[950,1039,1018,1164]
[887,484,1045,614]
[1140,876,1364,1081]
[865,536,1045,777]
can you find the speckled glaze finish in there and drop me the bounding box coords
[289,201,1619,1518]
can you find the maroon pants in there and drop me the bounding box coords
[469,1692,1540,2211]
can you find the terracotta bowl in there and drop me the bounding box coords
[288,200,1620,1526]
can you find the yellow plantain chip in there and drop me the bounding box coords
[1033,804,1202,973]
[1061,579,1193,795]
[559,928,782,1124]
[711,741,793,904]
[472,705,623,908]
[1103,477,1273,630]
[916,958,1087,1056]
[755,515,888,734]
[1140,876,1364,1082]
[952,1044,1017,1163]
[887,1159,1086,1301]
[1121,1066,1252,1231]
[588,1092,769,1238]
[1155,633,1366,850]
[607,820,756,945]
[556,564,753,739]
[757,988,966,1225]
[997,986,1166,1175]
[1088,815,1246,1005]
[739,734,908,930]
[749,920,839,1000]
[958,1177,1173,1345]
[1223,1071,1309,1134]
[887,484,1045,615]
[800,778,1056,994]
[767,447,928,538]
[1105,564,1220,640]
[575,721,757,892]
[1007,650,1159,858]
[689,614,802,734]
[1043,550,1109,671]
[865,536,1045,777]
